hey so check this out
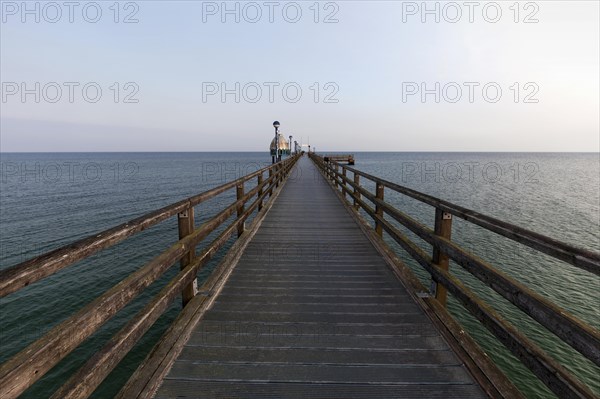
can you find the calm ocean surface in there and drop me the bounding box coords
[1,152,598,398]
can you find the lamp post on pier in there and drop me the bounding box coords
[272,121,280,164]
[289,135,292,156]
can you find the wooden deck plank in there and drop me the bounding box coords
[155,381,484,399]
[155,157,486,398]
[187,320,440,336]
[214,294,417,304]
[175,346,460,365]
[162,362,475,384]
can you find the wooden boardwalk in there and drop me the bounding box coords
[155,157,486,398]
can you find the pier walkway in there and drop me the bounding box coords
[154,157,486,398]
[3,154,597,399]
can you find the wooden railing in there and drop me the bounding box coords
[0,154,301,399]
[322,154,355,165]
[309,153,600,399]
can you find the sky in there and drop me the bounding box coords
[0,0,598,152]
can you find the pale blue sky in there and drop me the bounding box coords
[1,1,598,151]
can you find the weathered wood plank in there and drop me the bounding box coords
[155,381,485,399]
[176,346,458,364]
[164,362,475,384]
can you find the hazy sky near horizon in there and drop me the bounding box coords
[1,1,598,152]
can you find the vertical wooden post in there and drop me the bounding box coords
[178,207,197,306]
[236,183,245,237]
[334,164,340,188]
[432,208,452,306]
[257,174,264,211]
[353,173,360,210]
[375,182,384,237]
[268,168,273,197]
[341,168,347,200]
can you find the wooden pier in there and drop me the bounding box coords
[1,153,598,399]
[152,156,488,398]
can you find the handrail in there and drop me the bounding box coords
[309,153,600,399]
[339,163,600,275]
[0,160,282,297]
[333,166,600,366]
[0,154,301,399]
[51,182,274,399]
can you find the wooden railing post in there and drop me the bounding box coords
[375,182,384,237]
[257,174,263,211]
[334,164,340,189]
[342,168,347,200]
[177,208,197,306]
[329,162,334,182]
[432,207,452,306]
[268,168,274,196]
[330,163,335,182]
[236,182,245,237]
[353,173,360,210]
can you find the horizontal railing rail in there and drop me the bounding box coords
[309,153,600,399]
[0,154,301,399]
[331,162,599,275]
[322,154,355,165]
[0,162,276,298]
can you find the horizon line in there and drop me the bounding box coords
[1,150,599,155]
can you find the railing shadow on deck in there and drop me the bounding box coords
[309,152,600,399]
[0,154,302,399]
